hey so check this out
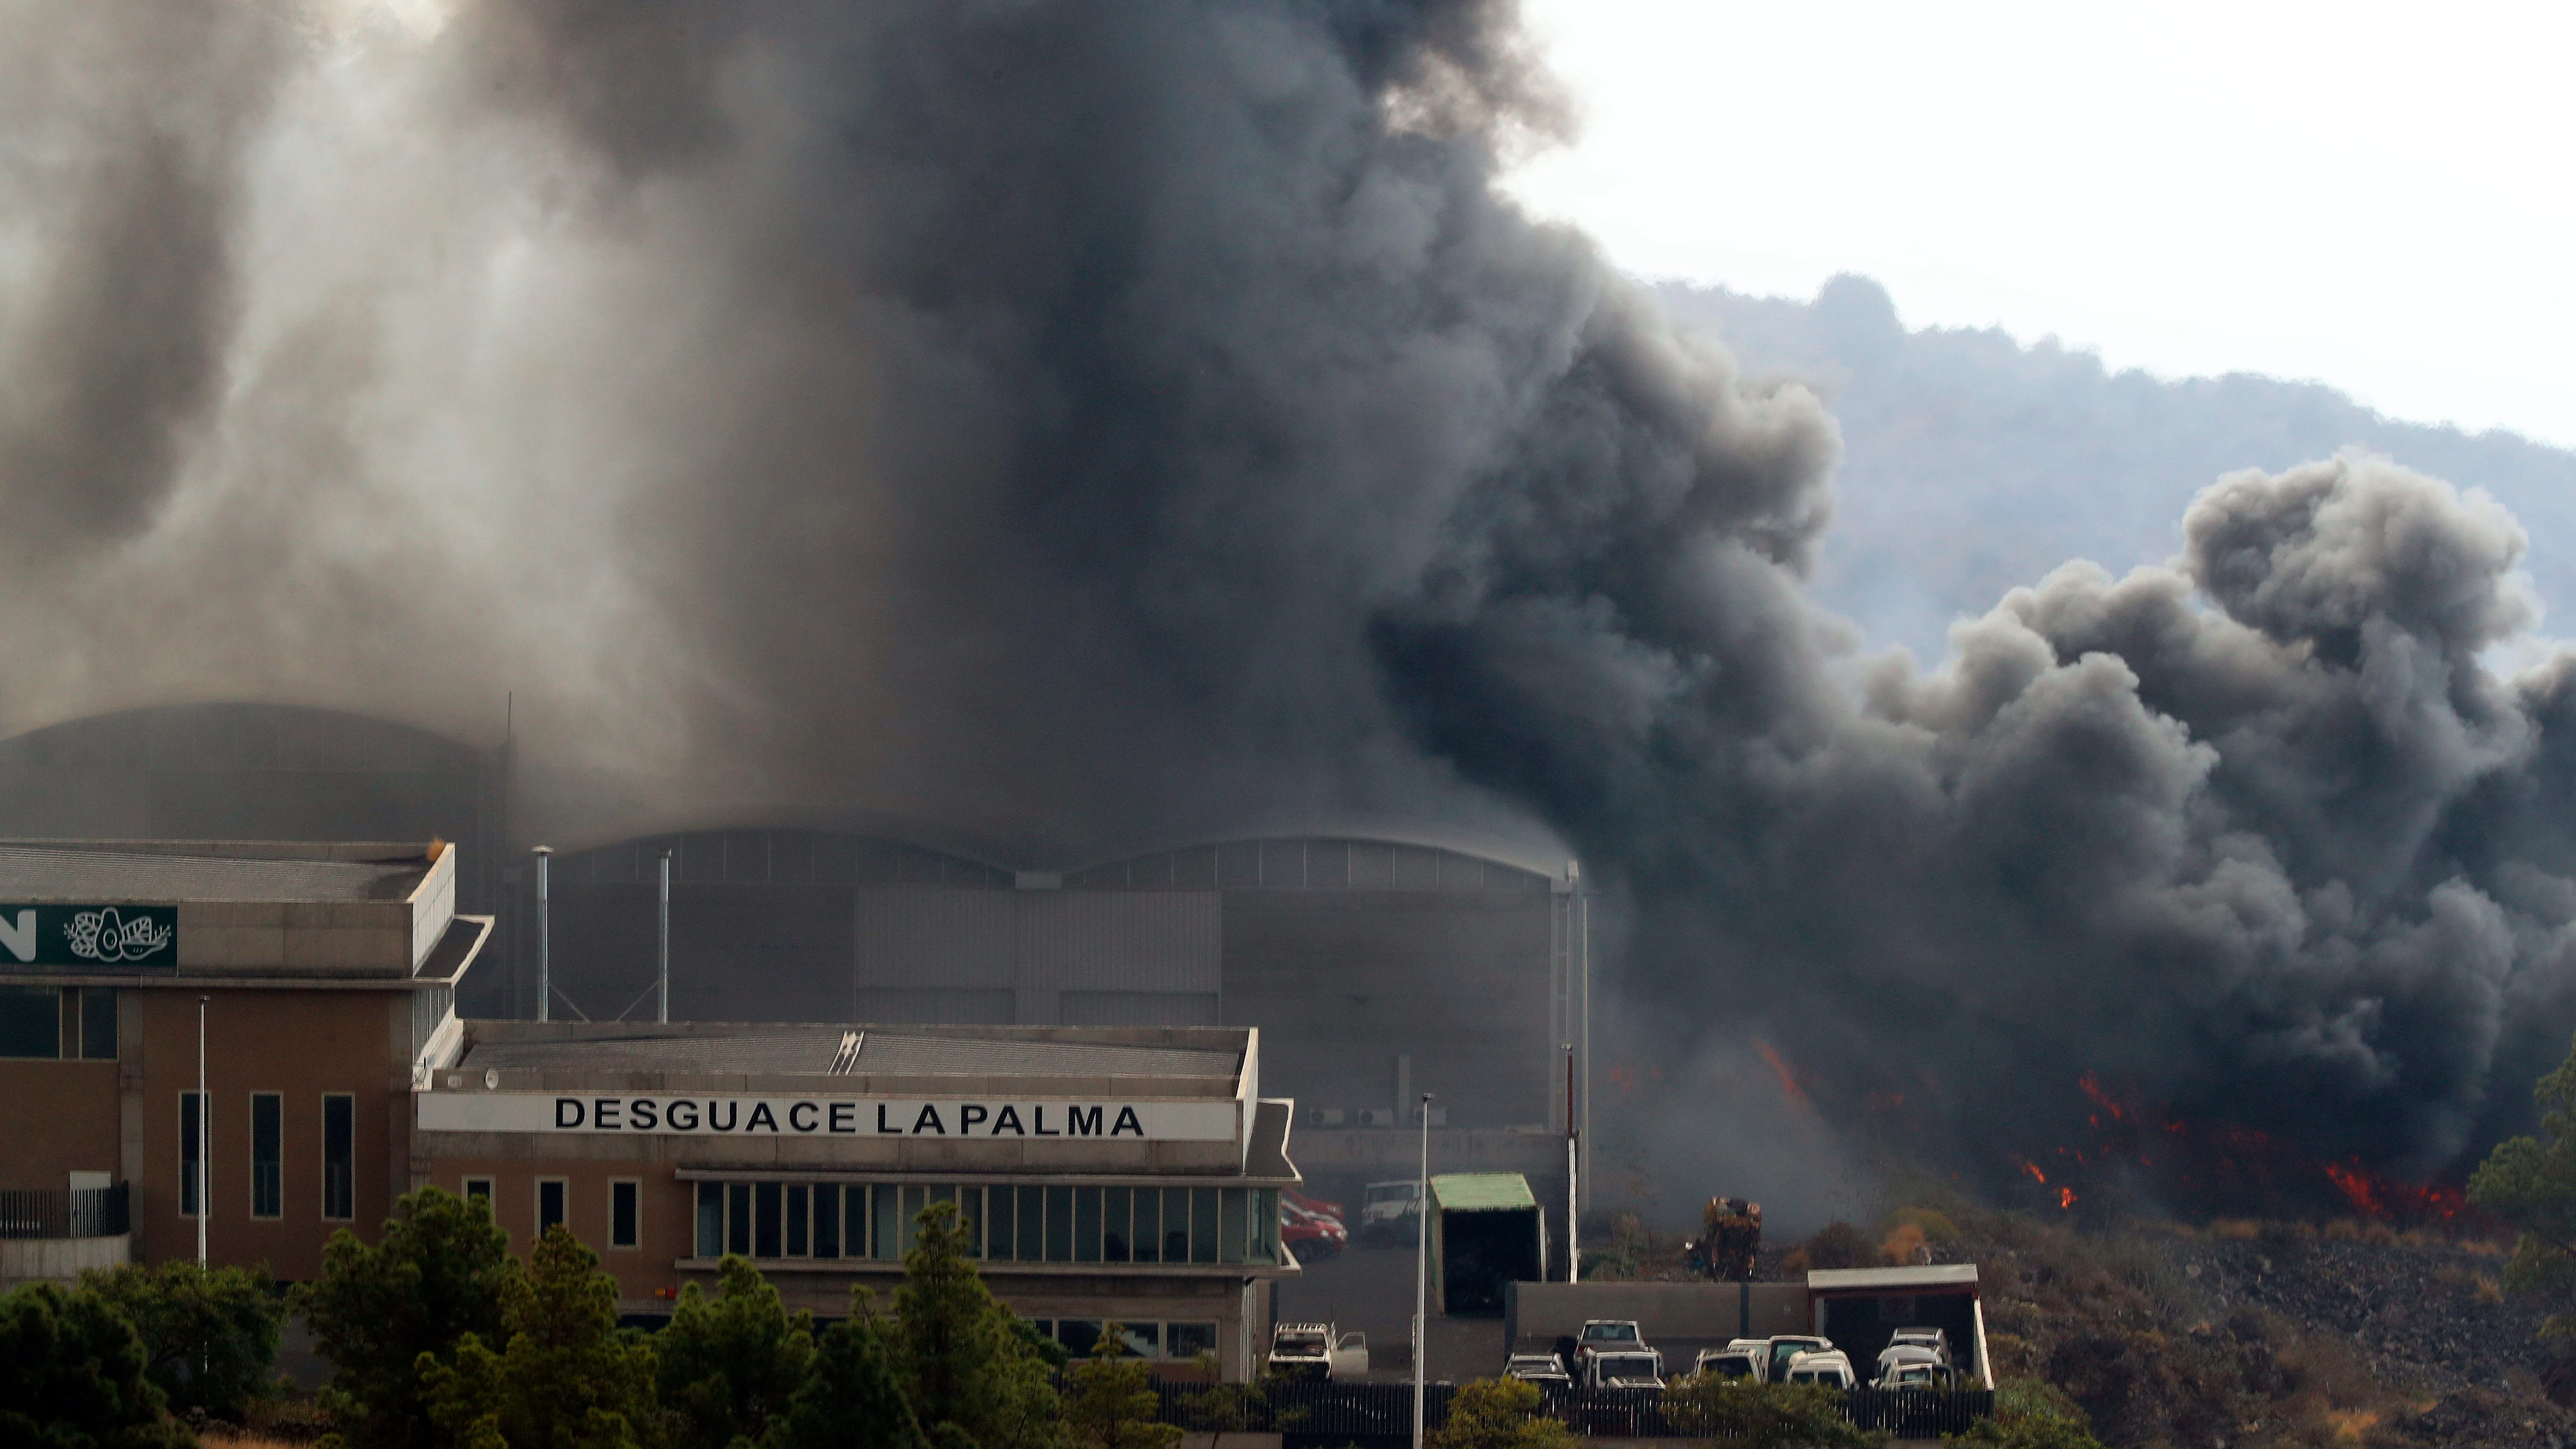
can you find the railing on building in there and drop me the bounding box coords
[0,1183,131,1240]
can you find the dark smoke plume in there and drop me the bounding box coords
[3,0,2573,1216]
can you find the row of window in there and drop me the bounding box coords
[692,1182,1282,1267]
[1031,1319,1220,1362]
[178,1092,356,1221]
[0,985,116,1061]
[460,1176,646,1251]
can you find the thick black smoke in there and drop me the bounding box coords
[3,0,2572,1212]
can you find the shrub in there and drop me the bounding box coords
[1803,1222,1876,1271]
[1661,1376,1879,1449]
[80,1260,284,1420]
[1065,1332,1183,1449]
[1428,1378,1578,1449]
[1946,1379,2102,1449]
[0,1279,194,1449]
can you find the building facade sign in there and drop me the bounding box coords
[0,904,178,969]
[418,1091,1238,1142]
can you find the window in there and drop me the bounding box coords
[464,1177,495,1212]
[1045,1186,1072,1263]
[180,1091,207,1217]
[873,1183,898,1260]
[786,1184,810,1257]
[813,1184,840,1259]
[537,1178,567,1237]
[727,1183,752,1256]
[1162,1188,1191,1263]
[1056,1320,1103,1357]
[1132,1187,1161,1264]
[696,1182,723,1257]
[987,1185,1016,1260]
[1248,1189,1277,1262]
[1016,1186,1043,1264]
[1113,1323,1160,1358]
[0,985,59,1058]
[1168,1322,1219,1361]
[610,1181,640,1250]
[1103,1187,1131,1263]
[250,1094,282,1218]
[78,989,116,1060]
[755,1182,783,1258]
[1189,1189,1217,1265]
[1218,1188,1246,1264]
[322,1095,355,1220]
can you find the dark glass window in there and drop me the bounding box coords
[538,1179,566,1236]
[755,1182,783,1258]
[728,1183,752,1256]
[1102,1187,1131,1263]
[180,1091,205,1216]
[611,1182,639,1248]
[785,1184,808,1257]
[1074,1187,1102,1264]
[250,1094,282,1218]
[696,1182,724,1257]
[873,1183,898,1260]
[814,1184,840,1259]
[1169,1322,1218,1360]
[986,1185,1014,1260]
[1045,1186,1073,1263]
[1249,1189,1278,1262]
[79,989,116,1060]
[322,1095,354,1219]
[1190,1189,1218,1265]
[1057,1320,1102,1356]
[466,1177,494,1208]
[1016,1185,1044,1263]
[1162,1188,1191,1264]
[1219,1189,1248,1264]
[0,985,59,1059]
[1132,1188,1160,1264]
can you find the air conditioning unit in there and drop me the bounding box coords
[1410,1104,1448,1128]
[1354,1108,1397,1128]
[1305,1107,1346,1127]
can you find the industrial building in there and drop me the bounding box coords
[0,704,1592,1192]
[0,836,1304,1377]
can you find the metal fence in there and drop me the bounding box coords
[0,1183,130,1240]
[1090,1377,1994,1440]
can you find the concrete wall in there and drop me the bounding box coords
[1505,1280,1811,1347]
[0,1233,129,1285]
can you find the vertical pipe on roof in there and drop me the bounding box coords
[658,848,672,1024]
[534,846,552,1023]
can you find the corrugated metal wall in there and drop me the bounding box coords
[853,886,1221,1025]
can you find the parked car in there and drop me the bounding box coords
[1574,1319,1648,1373]
[1763,1335,1834,1384]
[1280,1195,1347,1261]
[1881,1327,1950,1366]
[1503,1352,1570,1388]
[1878,1360,1965,1390]
[1358,1180,1422,1244]
[1875,1343,1944,1383]
[1691,1346,1765,1381]
[1584,1349,1666,1390]
[1780,1349,1856,1388]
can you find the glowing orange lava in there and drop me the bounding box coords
[1753,1040,1810,1107]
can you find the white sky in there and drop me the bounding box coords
[1505,0,2576,448]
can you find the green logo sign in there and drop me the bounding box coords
[0,905,178,970]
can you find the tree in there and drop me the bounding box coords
[1064,1330,1180,1449]
[888,1201,1060,1449]
[0,1280,194,1449]
[1425,1377,1577,1449]
[1660,1376,1882,1449]
[655,1256,813,1449]
[2473,1034,2576,1336]
[762,1297,929,1449]
[80,1260,284,1420]
[299,1185,521,1449]
[419,1224,660,1449]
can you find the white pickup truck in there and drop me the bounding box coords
[1265,1322,1368,1383]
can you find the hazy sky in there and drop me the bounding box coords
[1506,0,2575,448]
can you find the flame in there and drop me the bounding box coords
[2021,1161,2047,1185]
[2058,1187,2077,1210]
[1752,1040,1810,1107]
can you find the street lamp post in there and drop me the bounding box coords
[1413,1091,1434,1449]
